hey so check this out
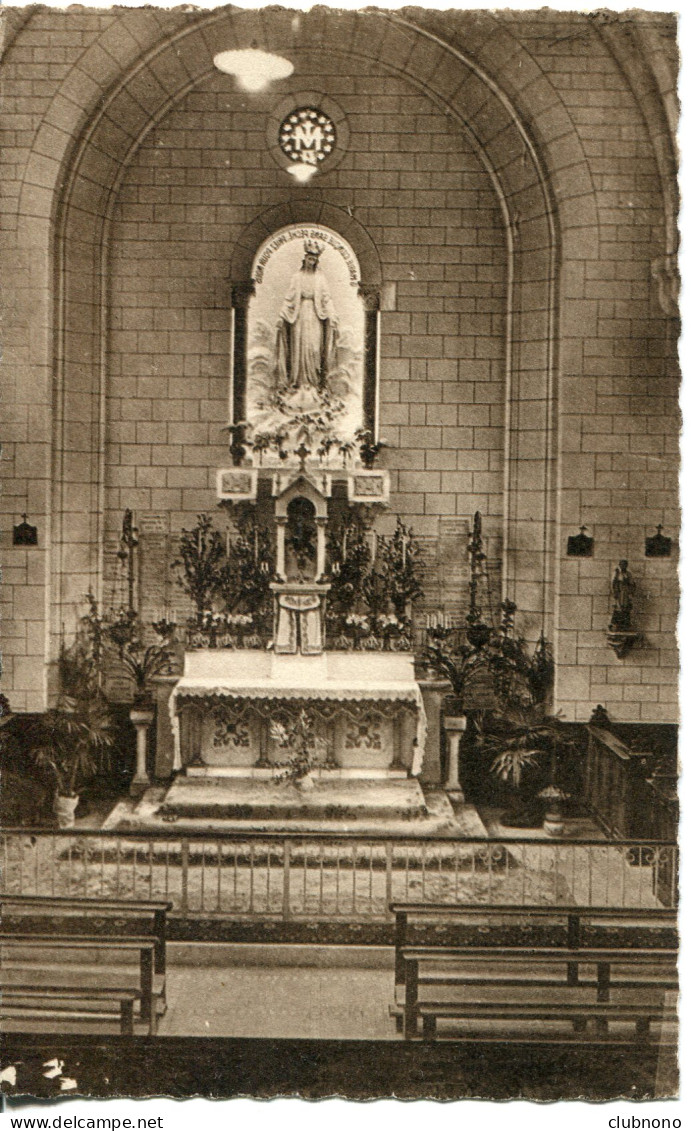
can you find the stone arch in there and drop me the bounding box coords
[13,5,611,667]
[229,202,382,290]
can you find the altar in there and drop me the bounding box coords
[169,649,426,777]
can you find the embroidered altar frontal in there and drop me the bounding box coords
[170,651,426,777]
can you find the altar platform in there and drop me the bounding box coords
[159,776,428,822]
[105,785,488,838]
[139,648,445,833]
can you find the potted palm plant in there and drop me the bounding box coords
[475,704,572,829]
[30,613,114,827]
[30,645,114,829]
[33,701,113,827]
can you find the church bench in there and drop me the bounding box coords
[417,999,670,1043]
[0,894,171,977]
[399,944,677,1040]
[1,984,142,1036]
[0,933,159,1034]
[390,902,677,990]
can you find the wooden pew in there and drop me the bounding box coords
[0,933,159,1034]
[0,894,171,978]
[1,985,141,1036]
[418,1000,669,1042]
[390,902,677,991]
[400,944,678,1041]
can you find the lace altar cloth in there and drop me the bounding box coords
[169,668,427,776]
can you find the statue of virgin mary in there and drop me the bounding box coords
[274,240,339,390]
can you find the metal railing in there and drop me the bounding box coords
[1,829,678,921]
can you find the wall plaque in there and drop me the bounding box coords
[138,512,169,534]
[347,470,390,504]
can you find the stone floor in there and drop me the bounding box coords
[158,943,677,1049]
[478,806,606,841]
[159,944,395,1039]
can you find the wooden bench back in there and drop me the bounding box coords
[0,894,170,974]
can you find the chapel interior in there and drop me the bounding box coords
[0,5,680,1094]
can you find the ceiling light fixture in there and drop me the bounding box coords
[213,49,294,93]
[286,163,318,184]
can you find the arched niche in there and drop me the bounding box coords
[274,474,330,581]
[230,217,381,464]
[33,5,590,657]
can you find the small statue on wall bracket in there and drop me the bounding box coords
[566,525,594,557]
[645,524,672,558]
[605,559,641,659]
[12,513,38,546]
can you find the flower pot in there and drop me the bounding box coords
[55,793,79,829]
[444,714,467,734]
[539,786,568,836]
[467,622,491,649]
[363,634,382,651]
[129,705,155,728]
[543,808,565,836]
[297,772,316,792]
[443,695,465,711]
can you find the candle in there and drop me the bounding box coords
[342,528,347,559]
[402,533,407,567]
[254,527,259,563]
[226,530,231,557]
[197,528,202,555]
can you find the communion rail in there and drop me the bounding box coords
[0,830,678,922]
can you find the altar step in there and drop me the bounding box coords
[158,776,428,823]
[185,766,408,780]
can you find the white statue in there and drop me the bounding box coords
[274,239,339,390]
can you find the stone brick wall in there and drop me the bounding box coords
[105,62,506,546]
[0,7,678,723]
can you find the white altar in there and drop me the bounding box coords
[169,649,426,778]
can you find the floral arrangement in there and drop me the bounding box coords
[102,605,175,706]
[152,617,178,641]
[376,613,404,635]
[325,510,422,649]
[345,613,370,637]
[354,427,386,469]
[380,518,423,619]
[172,513,226,624]
[270,709,326,787]
[188,610,260,649]
[218,503,274,631]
